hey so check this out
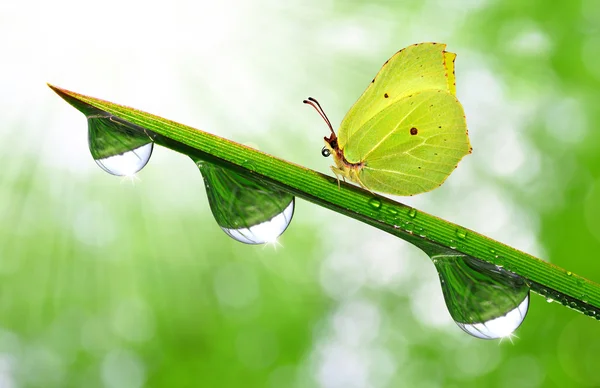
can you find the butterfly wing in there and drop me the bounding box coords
[338,43,456,153]
[444,51,457,95]
[350,89,470,196]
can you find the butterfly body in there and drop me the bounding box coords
[313,42,471,196]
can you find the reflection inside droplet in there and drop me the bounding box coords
[456,295,529,339]
[94,143,153,176]
[432,253,530,340]
[196,160,295,245]
[222,200,294,244]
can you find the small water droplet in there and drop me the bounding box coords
[88,114,154,176]
[455,228,467,239]
[368,198,382,209]
[389,208,398,215]
[432,254,529,340]
[567,271,572,276]
[242,160,257,171]
[197,161,294,244]
[546,298,554,303]
[408,208,417,218]
[494,256,505,268]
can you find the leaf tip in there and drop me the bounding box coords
[47,83,69,97]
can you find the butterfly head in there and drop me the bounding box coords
[322,133,338,158]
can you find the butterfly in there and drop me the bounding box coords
[305,43,471,196]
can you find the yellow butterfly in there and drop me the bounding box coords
[305,42,471,196]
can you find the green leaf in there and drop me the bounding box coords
[48,84,600,319]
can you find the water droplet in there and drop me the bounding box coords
[242,160,257,171]
[88,114,154,176]
[368,198,382,209]
[408,208,417,218]
[196,160,294,244]
[455,228,467,239]
[432,254,529,340]
[546,297,554,303]
[567,271,572,276]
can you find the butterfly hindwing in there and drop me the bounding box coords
[349,90,469,195]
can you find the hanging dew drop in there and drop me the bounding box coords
[432,254,529,340]
[408,208,417,218]
[196,160,295,245]
[87,114,154,176]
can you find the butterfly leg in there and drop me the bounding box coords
[330,166,346,189]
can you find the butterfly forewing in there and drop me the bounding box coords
[444,51,457,96]
[338,43,453,150]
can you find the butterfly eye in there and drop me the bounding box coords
[321,147,331,157]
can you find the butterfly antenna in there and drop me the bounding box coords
[303,97,335,135]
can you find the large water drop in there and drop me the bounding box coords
[88,114,154,176]
[196,160,294,244]
[432,253,529,339]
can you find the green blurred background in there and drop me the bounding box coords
[1,0,600,386]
